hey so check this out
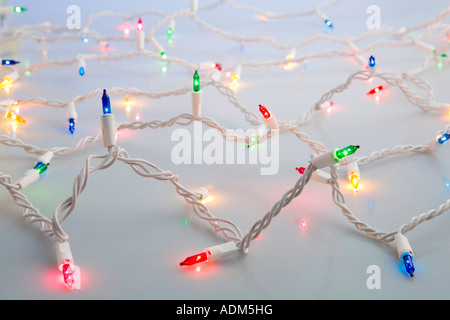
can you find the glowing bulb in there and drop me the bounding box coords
[296,167,305,174]
[137,17,143,31]
[124,28,130,36]
[333,145,360,161]
[284,49,297,70]
[368,55,376,68]
[247,134,259,150]
[5,111,25,123]
[349,172,360,190]
[167,26,174,38]
[299,219,308,231]
[124,96,132,112]
[212,63,222,71]
[34,163,49,175]
[82,34,88,44]
[61,260,75,289]
[13,6,26,13]
[324,19,333,28]
[401,253,415,277]
[161,52,168,60]
[0,77,11,87]
[367,85,384,95]
[229,66,241,89]
[437,132,449,145]
[102,89,111,114]
[259,104,271,120]
[193,70,200,92]
[68,118,75,134]
[2,59,20,65]
[180,251,210,266]
[201,195,214,204]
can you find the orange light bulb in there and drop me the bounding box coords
[349,172,360,190]
[5,111,25,123]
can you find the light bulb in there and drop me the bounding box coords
[180,251,210,266]
[61,260,75,289]
[34,163,49,175]
[349,172,360,190]
[401,253,415,277]
[5,111,25,123]
[296,167,305,174]
[437,132,449,145]
[102,89,111,114]
[333,145,360,161]
[0,77,11,87]
[368,55,376,68]
[68,118,75,134]
[2,59,20,65]
[367,85,384,95]
[13,6,26,13]
[259,104,271,120]
[193,70,200,92]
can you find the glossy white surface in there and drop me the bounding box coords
[0,0,449,299]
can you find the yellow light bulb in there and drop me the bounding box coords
[201,195,214,204]
[0,77,11,87]
[349,172,360,190]
[5,111,25,123]
[230,74,239,89]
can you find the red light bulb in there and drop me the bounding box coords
[137,17,143,31]
[299,218,308,231]
[367,85,383,95]
[180,251,210,266]
[296,167,305,174]
[61,260,75,289]
[259,104,271,120]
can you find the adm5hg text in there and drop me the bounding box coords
[176,304,273,317]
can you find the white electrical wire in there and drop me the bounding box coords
[0,0,448,288]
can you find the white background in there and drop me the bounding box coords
[0,0,449,299]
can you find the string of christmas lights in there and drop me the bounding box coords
[0,1,449,291]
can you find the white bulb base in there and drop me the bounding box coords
[395,233,414,259]
[136,30,145,50]
[15,169,40,190]
[191,91,202,119]
[205,241,238,262]
[311,150,337,169]
[101,113,116,148]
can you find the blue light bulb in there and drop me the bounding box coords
[369,55,376,68]
[82,34,88,44]
[2,59,20,65]
[437,132,449,145]
[102,89,111,114]
[33,161,44,169]
[324,19,333,28]
[79,66,85,76]
[401,253,415,277]
[68,118,75,134]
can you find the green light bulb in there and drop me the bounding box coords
[13,6,26,13]
[35,163,49,175]
[193,70,200,92]
[161,52,167,60]
[167,27,174,38]
[333,145,360,161]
